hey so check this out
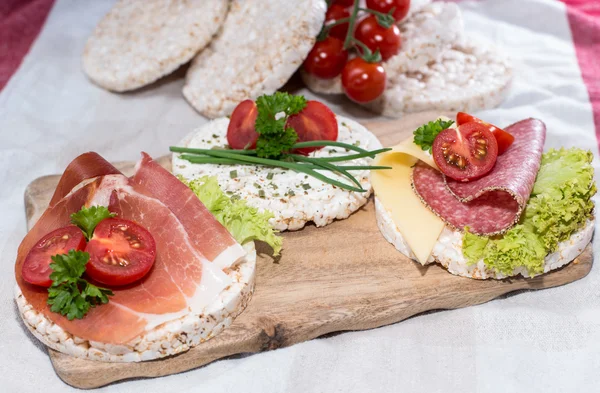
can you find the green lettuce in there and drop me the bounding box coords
[463,148,595,276]
[181,176,282,255]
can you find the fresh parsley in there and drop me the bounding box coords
[254,92,307,159]
[70,205,115,240]
[413,119,455,153]
[47,250,113,320]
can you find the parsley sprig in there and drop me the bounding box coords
[47,250,113,320]
[170,93,391,192]
[70,205,115,240]
[413,119,455,153]
[255,93,307,158]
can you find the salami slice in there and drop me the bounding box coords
[412,118,546,235]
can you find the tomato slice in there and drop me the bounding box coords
[85,218,156,286]
[227,100,259,150]
[432,122,498,182]
[22,226,86,287]
[285,100,338,155]
[456,112,515,155]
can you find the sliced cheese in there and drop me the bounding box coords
[372,137,445,264]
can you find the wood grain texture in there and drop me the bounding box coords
[22,112,593,389]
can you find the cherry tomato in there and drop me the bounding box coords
[456,112,515,155]
[303,37,348,79]
[366,0,411,22]
[332,0,354,8]
[85,218,156,286]
[285,101,338,155]
[341,58,386,103]
[22,226,86,287]
[227,100,259,150]
[325,4,350,40]
[432,122,498,182]
[354,15,402,61]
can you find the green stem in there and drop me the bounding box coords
[343,0,361,50]
[180,155,390,171]
[179,149,365,192]
[288,154,364,189]
[291,140,370,154]
[319,148,392,162]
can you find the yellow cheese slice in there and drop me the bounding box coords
[372,136,446,264]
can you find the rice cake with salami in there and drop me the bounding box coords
[83,0,228,92]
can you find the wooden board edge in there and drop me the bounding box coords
[47,243,593,389]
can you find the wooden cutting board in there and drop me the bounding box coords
[23,112,593,389]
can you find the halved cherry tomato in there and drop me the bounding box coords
[85,218,156,286]
[432,122,498,182]
[341,57,386,103]
[456,112,515,155]
[366,0,411,22]
[303,36,348,79]
[227,100,259,150]
[285,101,338,155]
[325,4,350,40]
[332,0,354,8]
[22,226,86,287]
[354,15,402,61]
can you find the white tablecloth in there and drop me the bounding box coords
[1,0,599,392]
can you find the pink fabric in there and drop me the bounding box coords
[562,0,600,147]
[0,0,55,91]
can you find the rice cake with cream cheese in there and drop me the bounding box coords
[172,116,382,231]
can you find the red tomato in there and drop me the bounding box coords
[341,58,386,103]
[326,4,350,40]
[366,0,411,22]
[227,100,259,150]
[456,112,515,155]
[285,101,338,155]
[85,218,156,286]
[332,0,354,8]
[303,37,348,79]
[354,15,402,61]
[22,226,86,287]
[432,122,498,182]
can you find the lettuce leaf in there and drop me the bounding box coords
[462,148,595,276]
[181,176,283,256]
[463,229,488,265]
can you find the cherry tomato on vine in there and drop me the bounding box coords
[303,37,348,79]
[456,112,515,155]
[227,100,259,150]
[332,0,354,7]
[366,0,411,22]
[325,4,351,40]
[341,57,386,103]
[354,15,402,61]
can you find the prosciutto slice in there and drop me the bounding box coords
[412,118,546,235]
[15,152,244,344]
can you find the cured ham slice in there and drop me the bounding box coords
[15,152,243,344]
[130,153,245,266]
[412,119,546,235]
